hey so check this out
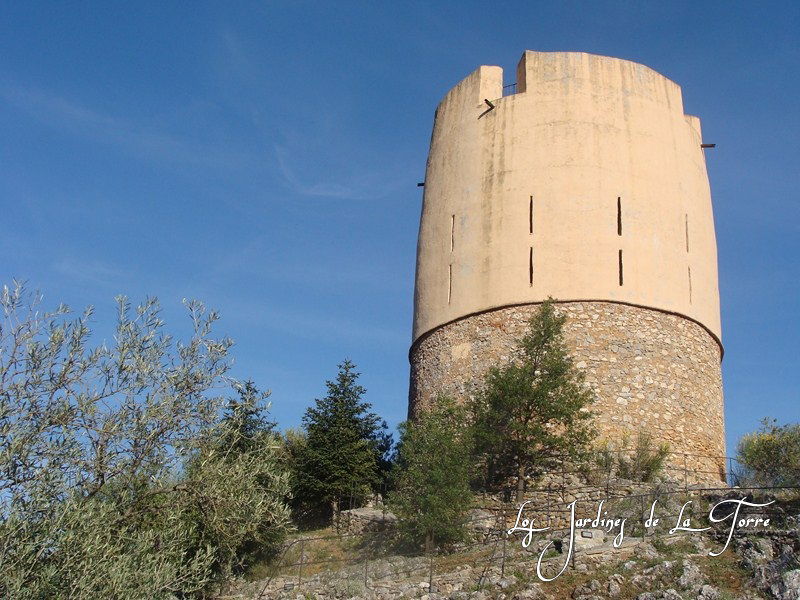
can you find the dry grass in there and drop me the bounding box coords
[246,526,358,581]
[247,526,760,600]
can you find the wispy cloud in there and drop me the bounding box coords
[258,307,407,346]
[218,29,258,84]
[186,232,410,294]
[0,82,248,170]
[53,257,125,289]
[274,143,404,201]
[207,295,407,347]
[210,28,413,202]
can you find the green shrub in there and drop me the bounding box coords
[736,418,800,487]
[594,431,670,483]
[390,397,473,550]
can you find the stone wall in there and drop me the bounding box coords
[340,507,397,536]
[408,301,726,483]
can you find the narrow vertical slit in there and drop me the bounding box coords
[688,266,692,303]
[529,196,534,234]
[618,250,624,286]
[450,214,455,252]
[685,214,689,253]
[529,247,533,286]
[448,264,452,304]
[617,197,622,236]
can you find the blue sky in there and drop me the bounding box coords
[1,2,797,455]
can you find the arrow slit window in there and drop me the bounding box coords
[529,196,534,234]
[448,264,452,304]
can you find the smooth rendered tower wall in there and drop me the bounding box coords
[409,51,726,482]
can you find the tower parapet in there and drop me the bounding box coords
[410,51,725,483]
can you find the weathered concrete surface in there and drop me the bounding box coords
[413,51,721,344]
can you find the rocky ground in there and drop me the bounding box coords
[220,489,800,600]
[224,527,799,600]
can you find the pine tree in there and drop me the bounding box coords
[470,299,596,501]
[391,396,473,550]
[219,380,277,454]
[294,360,387,524]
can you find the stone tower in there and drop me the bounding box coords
[408,51,725,483]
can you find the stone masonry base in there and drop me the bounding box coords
[408,301,726,484]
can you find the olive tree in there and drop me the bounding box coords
[737,418,800,487]
[0,281,291,599]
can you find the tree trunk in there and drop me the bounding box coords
[516,461,525,503]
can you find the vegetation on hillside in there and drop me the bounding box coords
[390,396,474,549]
[3,280,796,596]
[291,360,390,527]
[0,282,291,599]
[737,417,800,487]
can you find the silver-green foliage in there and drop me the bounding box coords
[736,418,800,487]
[0,281,291,599]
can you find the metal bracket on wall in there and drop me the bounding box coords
[478,98,495,119]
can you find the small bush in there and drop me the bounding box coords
[594,432,670,483]
[736,418,800,487]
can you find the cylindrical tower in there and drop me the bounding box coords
[409,51,725,483]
